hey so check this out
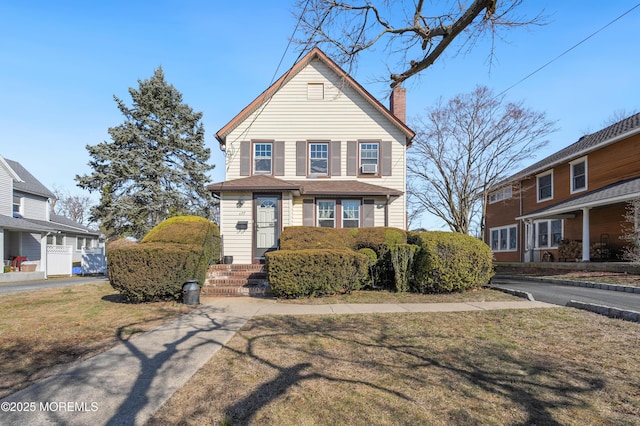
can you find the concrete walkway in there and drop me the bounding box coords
[0,298,554,426]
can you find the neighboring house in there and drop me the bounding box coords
[485,113,640,263]
[207,47,415,264]
[0,156,104,281]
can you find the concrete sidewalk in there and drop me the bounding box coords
[0,298,555,426]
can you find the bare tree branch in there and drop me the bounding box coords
[294,0,545,87]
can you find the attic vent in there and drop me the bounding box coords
[307,83,324,100]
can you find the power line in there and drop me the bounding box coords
[496,2,640,98]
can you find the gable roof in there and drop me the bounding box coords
[509,112,640,182]
[215,47,415,146]
[4,157,55,199]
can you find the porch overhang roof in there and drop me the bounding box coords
[517,177,640,221]
[0,214,55,232]
[206,175,403,197]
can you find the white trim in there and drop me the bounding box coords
[489,186,513,204]
[536,170,554,203]
[534,219,563,249]
[317,200,336,228]
[489,224,518,252]
[570,156,588,194]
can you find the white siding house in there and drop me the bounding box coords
[0,156,104,282]
[207,48,414,264]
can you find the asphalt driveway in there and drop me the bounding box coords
[0,276,108,295]
[491,276,640,312]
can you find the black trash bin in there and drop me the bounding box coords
[182,279,200,306]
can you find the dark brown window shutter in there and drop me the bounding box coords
[296,141,306,176]
[381,141,392,176]
[363,199,375,227]
[347,141,357,176]
[331,141,341,176]
[239,141,250,176]
[274,141,285,176]
[303,199,314,226]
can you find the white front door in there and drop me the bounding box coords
[254,196,279,259]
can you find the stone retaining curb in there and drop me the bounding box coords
[566,300,640,323]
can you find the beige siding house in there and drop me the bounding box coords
[207,48,414,264]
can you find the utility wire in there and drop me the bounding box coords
[496,2,640,98]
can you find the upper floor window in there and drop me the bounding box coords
[307,83,324,100]
[490,225,517,252]
[317,200,336,228]
[309,142,329,176]
[253,143,272,174]
[360,142,379,175]
[342,200,360,228]
[570,157,587,193]
[537,171,553,202]
[12,195,22,216]
[489,187,513,204]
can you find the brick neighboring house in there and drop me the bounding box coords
[0,156,104,281]
[207,47,415,264]
[485,112,640,263]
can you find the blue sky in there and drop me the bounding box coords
[1,1,639,229]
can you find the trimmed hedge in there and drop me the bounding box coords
[408,231,494,293]
[107,216,219,303]
[280,226,406,255]
[265,249,368,298]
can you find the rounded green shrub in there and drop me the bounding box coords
[265,249,368,298]
[108,216,220,302]
[408,231,494,293]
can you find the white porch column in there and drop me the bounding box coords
[0,228,4,272]
[582,207,590,262]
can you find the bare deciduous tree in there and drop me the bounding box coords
[407,86,556,235]
[294,0,545,87]
[52,186,94,227]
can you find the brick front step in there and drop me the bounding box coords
[204,264,271,297]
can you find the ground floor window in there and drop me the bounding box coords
[317,200,336,228]
[536,219,562,248]
[342,200,360,228]
[47,234,64,246]
[490,225,517,252]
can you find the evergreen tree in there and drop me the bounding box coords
[76,67,215,239]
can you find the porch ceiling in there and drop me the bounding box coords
[517,177,640,221]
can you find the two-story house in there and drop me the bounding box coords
[485,112,640,263]
[207,47,415,264]
[1,156,104,281]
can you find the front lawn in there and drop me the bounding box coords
[150,308,640,425]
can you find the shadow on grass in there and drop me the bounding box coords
[207,315,605,425]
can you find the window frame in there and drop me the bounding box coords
[359,141,380,176]
[535,219,563,249]
[536,170,554,202]
[253,142,273,175]
[489,225,518,252]
[308,142,329,176]
[317,200,336,228]
[489,187,513,204]
[570,156,588,194]
[342,200,361,228]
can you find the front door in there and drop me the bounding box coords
[254,196,279,259]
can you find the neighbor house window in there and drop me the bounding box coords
[535,219,562,248]
[342,200,360,228]
[360,142,379,175]
[317,200,336,228]
[537,171,553,202]
[47,234,64,246]
[309,142,329,176]
[13,196,22,215]
[77,237,85,251]
[570,157,587,193]
[489,187,513,204]
[490,225,517,252]
[253,143,272,174]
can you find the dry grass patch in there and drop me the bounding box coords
[274,288,519,304]
[150,308,640,425]
[0,282,189,398]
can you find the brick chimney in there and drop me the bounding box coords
[389,86,406,123]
